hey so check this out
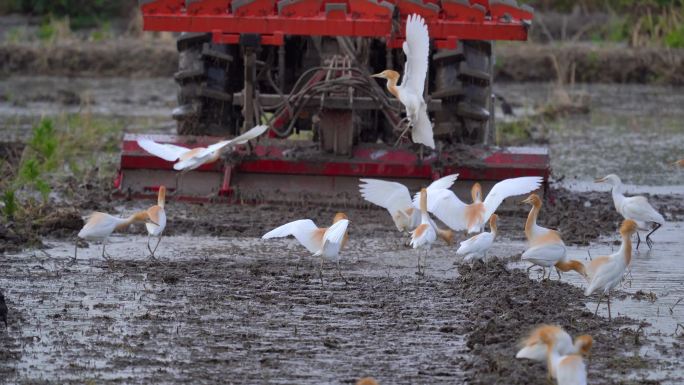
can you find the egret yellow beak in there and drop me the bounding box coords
[147,219,159,226]
[520,197,531,204]
[371,73,384,78]
[594,177,606,183]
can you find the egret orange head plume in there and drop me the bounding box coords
[157,185,166,207]
[522,324,561,347]
[419,187,428,213]
[619,219,638,235]
[520,193,541,207]
[333,212,348,223]
[672,159,684,167]
[471,183,482,202]
[575,335,593,355]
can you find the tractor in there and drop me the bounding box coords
[118,0,548,202]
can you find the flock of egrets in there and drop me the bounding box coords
[71,12,683,385]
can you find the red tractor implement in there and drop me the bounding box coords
[117,0,548,202]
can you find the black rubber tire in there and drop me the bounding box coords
[432,40,492,144]
[174,33,241,136]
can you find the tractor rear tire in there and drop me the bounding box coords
[433,40,492,145]
[173,33,241,136]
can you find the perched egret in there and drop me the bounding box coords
[457,214,497,263]
[420,176,543,234]
[584,219,638,321]
[372,14,434,149]
[262,213,350,283]
[75,211,157,261]
[359,174,458,244]
[145,186,167,259]
[595,174,664,249]
[410,188,437,274]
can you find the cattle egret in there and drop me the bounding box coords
[410,188,437,274]
[421,176,543,234]
[457,214,497,263]
[372,14,434,149]
[595,174,664,249]
[145,186,167,258]
[75,211,157,261]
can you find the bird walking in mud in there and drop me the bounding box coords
[145,186,167,259]
[359,174,457,245]
[262,213,350,284]
[420,176,543,234]
[372,14,434,149]
[137,124,268,192]
[0,290,7,329]
[584,219,638,321]
[457,214,498,263]
[595,174,665,249]
[75,211,157,261]
[537,327,592,385]
[516,325,593,363]
[521,194,585,280]
[410,188,437,275]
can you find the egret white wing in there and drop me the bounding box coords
[178,124,270,167]
[457,232,493,255]
[584,259,621,295]
[555,356,587,385]
[316,219,350,256]
[427,173,459,191]
[359,179,413,215]
[262,219,321,254]
[622,196,665,224]
[400,14,430,96]
[411,104,435,149]
[137,138,189,162]
[419,189,468,230]
[483,176,543,221]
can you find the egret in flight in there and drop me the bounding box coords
[595,174,664,249]
[372,14,434,149]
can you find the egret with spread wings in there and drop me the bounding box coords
[372,14,434,149]
[418,176,543,234]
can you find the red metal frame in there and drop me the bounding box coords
[139,0,533,48]
[117,133,549,200]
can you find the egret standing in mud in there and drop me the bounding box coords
[410,188,437,274]
[359,174,457,245]
[456,214,498,263]
[372,14,434,149]
[584,219,638,321]
[262,213,350,284]
[595,174,665,250]
[145,186,167,259]
[75,211,157,261]
[538,328,592,385]
[521,194,585,280]
[137,124,268,192]
[516,325,593,363]
[421,176,543,234]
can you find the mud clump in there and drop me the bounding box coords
[456,259,655,385]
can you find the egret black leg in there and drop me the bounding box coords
[607,294,612,321]
[636,232,641,250]
[594,294,603,317]
[645,223,661,250]
[151,236,163,257]
[336,261,348,285]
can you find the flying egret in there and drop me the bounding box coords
[539,328,592,385]
[145,186,167,259]
[521,194,586,280]
[75,211,157,261]
[359,174,458,244]
[584,219,638,321]
[137,124,268,191]
[516,325,592,363]
[420,176,543,234]
[262,213,350,283]
[371,14,434,149]
[410,188,437,274]
[456,214,497,263]
[595,174,665,249]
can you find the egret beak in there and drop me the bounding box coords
[520,197,531,204]
[594,177,606,183]
[147,219,159,226]
[371,73,384,78]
